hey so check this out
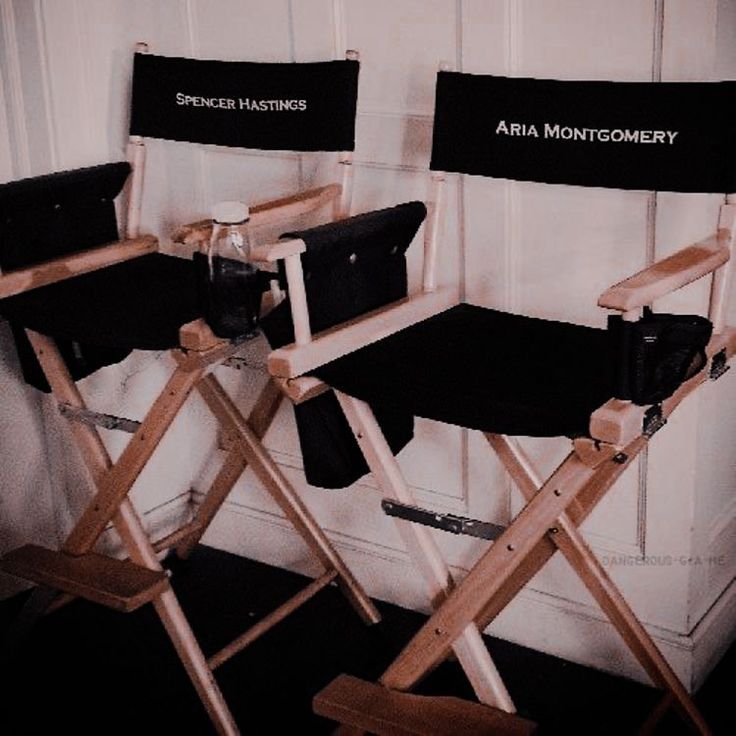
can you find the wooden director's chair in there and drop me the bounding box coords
[0,45,380,735]
[257,72,736,734]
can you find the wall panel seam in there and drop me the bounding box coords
[0,0,31,176]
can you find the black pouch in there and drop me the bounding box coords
[609,308,713,405]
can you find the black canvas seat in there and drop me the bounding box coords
[0,253,200,350]
[314,303,616,438]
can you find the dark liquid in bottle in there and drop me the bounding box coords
[194,252,262,339]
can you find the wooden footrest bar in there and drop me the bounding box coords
[0,545,168,613]
[313,675,537,736]
[208,569,338,670]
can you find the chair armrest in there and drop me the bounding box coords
[0,235,158,300]
[172,184,342,247]
[598,233,730,312]
[250,238,306,264]
[267,288,459,379]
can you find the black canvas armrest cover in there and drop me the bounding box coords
[261,201,427,489]
[0,163,132,391]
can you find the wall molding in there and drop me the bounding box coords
[0,0,31,176]
[201,495,736,691]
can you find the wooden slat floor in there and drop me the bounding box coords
[0,545,731,735]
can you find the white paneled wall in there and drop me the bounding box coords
[1,0,735,691]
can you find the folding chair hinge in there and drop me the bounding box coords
[642,404,666,438]
[709,349,730,381]
[381,500,506,541]
[58,403,141,433]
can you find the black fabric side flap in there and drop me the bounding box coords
[0,162,130,270]
[609,309,713,405]
[130,53,359,152]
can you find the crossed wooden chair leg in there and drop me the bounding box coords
[0,331,379,735]
[313,393,535,736]
[313,381,720,735]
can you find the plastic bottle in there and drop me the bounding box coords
[198,200,261,339]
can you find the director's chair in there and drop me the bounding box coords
[259,72,736,734]
[0,45,380,735]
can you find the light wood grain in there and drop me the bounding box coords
[194,375,380,625]
[175,378,283,559]
[250,237,305,263]
[378,451,599,691]
[708,204,736,332]
[335,392,515,712]
[208,570,338,670]
[172,184,341,246]
[179,318,227,352]
[61,363,205,554]
[598,233,730,311]
[0,544,168,613]
[268,288,458,378]
[314,674,536,736]
[486,434,710,735]
[422,172,446,293]
[0,235,157,299]
[24,331,238,734]
[125,136,146,238]
[277,376,330,404]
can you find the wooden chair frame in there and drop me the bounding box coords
[0,44,380,736]
[263,136,736,734]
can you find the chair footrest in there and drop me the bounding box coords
[0,545,168,612]
[313,675,537,736]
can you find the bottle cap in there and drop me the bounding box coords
[211,201,249,224]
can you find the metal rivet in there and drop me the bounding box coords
[53,203,61,210]
[549,527,559,535]
[390,245,398,255]
[349,253,357,264]
[613,452,628,464]
[506,544,515,552]
[553,489,562,497]
[434,628,444,636]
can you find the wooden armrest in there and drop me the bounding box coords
[598,233,730,312]
[0,235,158,300]
[276,376,329,404]
[589,325,736,446]
[267,288,459,379]
[250,238,305,264]
[172,183,342,246]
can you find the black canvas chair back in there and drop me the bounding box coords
[130,52,359,152]
[431,71,736,192]
[0,162,130,271]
